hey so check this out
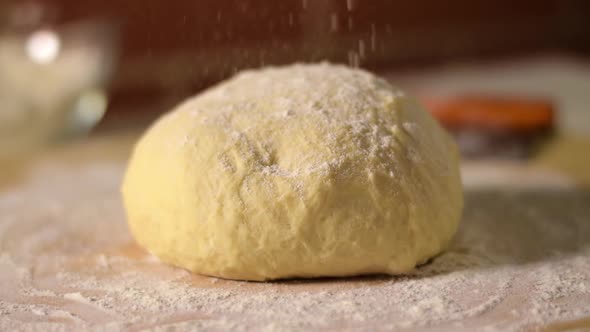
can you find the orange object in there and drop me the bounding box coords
[421,95,554,132]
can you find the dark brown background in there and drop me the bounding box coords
[9,0,590,119]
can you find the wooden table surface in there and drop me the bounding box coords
[0,131,589,331]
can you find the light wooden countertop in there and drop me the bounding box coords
[0,130,588,331]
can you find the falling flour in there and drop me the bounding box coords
[1,161,589,331]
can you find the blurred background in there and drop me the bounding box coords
[1,0,589,167]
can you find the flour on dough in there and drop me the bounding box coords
[122,63,463,281]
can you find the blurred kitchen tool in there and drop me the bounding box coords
[0,1,118,158]
[422,95,555,159]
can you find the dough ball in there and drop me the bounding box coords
[122,63,463,281]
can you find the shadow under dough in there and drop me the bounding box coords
[418,187,590,276]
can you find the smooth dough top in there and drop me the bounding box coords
[122,63,463,281]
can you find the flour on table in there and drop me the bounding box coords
[0,161,589,331]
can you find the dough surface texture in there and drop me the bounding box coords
[122,63,463,281]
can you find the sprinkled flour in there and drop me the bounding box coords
[1,160,589,331]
